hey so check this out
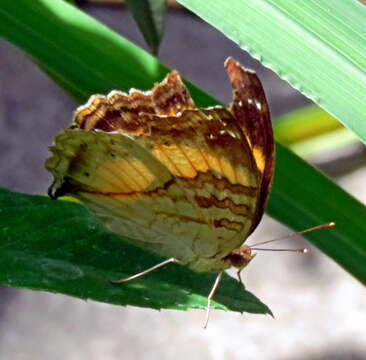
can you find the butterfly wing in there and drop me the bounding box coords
[46,70,260,272]
[225,57,275,234]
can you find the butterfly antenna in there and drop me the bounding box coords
[111,257,180,283]
[249,222,335,248]
[203,271,223,329]
[251,247,308,253]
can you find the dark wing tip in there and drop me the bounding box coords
[224,57,256,83]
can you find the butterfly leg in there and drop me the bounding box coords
[111,258,180,283]
[203,271,223,329]
[237,268,245,288]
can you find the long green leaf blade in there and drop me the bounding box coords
[176,0,366,145]
[274,106,343,145]
[269,146,366,283]
[0,188,270,314]
[274,106,359,157]
[127,0,168,55]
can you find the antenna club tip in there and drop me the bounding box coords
[328,222,336,227]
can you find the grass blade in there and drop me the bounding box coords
[176,0,366,145]
[274,106,359,157]
[127,0,168,55]
[269,145,366,284]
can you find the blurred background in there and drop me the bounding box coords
[0,2,365,359]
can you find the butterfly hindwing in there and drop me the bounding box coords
[47,118,259,272]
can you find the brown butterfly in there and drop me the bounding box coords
[47,58,318,327]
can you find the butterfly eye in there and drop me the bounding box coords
[109,153,116,158]
[84,172,90,177]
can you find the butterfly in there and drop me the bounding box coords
[46,57,275,326]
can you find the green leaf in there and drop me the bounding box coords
[268,145,366,284]
[0,0,365,313]
[62,0,76,5]
[0,188,271,315]
[176,0,366,145]
[274,106,359,157]
[127,0,168,55]
[281,128,359,158]
[275,106,344,145]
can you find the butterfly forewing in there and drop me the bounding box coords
[46,58,272,272]
[225,57,275,233]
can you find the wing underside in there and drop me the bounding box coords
[47,115,258,272]
[46,62,269,272]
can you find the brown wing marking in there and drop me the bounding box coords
[72,71,194,133]
[73,92,153,133]
[151,71,195,115]
[225,57,275,233]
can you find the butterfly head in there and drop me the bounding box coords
[223,245,256,269]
